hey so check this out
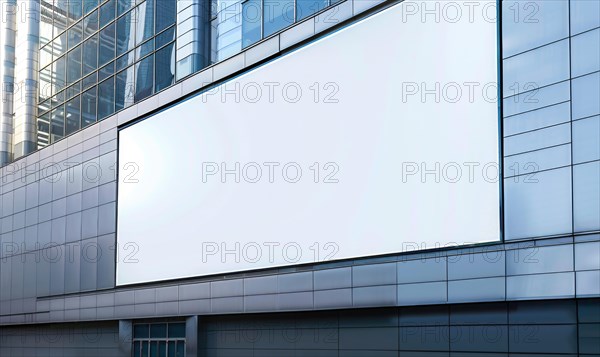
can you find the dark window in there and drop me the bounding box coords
[135,54,154,102]
[81,87,97,128]
[155,43,174,92]
[155,0,176,33]
[98,77,115,120]
[133,323,185,357]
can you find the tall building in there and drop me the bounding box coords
[0,0,599,356]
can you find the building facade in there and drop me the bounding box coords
[0,0,599,356]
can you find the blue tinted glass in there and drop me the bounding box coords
[68,21,83,50]
[263,0,294,37]
[99,23,116,67]
[502,0,569,57]
[135,54,154,101]
[83,10,99,39]
[243,0,262,48]
[156,0,176,33]
[573,116,600,164]
[118,0,134,16]
[82,73,97,90]
[571,29,600,78]
[138,39,155,60]
[572,72,600,120]
[116,50,135,72]
[116,67,135,110]
[51,105,65,142]
[155,43,175,92]
[116,10,136,56]
[168,323,185,338]
[574,162,600,232]
[83,34,98,76]
[503,40,570,98]
[69,0,83,23]
[81,87,97,127]
[54,55,67,92]
[83,0,99,15]
[99,61,115,81]
[66,45,82,85]
[65,96,81,135]
[155,27,175,49]
[100,0,116,27]
[137,0,155,45]
[296,0,328,20]
[97,77,115,120]
[571,0,600,35]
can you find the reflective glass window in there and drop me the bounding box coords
[155,26,175,49]
[83,9,99,39]
[155,43,175,92]
[137,39,155,60]
[68,0,83,25]
[136,0,155,45]
[135,54,154,101]
[503,40,570,98]
[573,116,600,164]
[571,0,600,35]
[54,55,67,93]
[99,23,116,67]
[574,161,600,232]
[116,9,136,56]
[571,29,600,78]
[40,44,53,69]
[118,0,134,16]
[156,0,176,33]
[51,105,66,143]
[82,72,97,90]
[99,61,115,81]
[115,67,135,110]
[83,0,99,15]
[296,0,328,20]
[68,20,83,50]
[98,77,115,120]
[39,66,52,101]
[242,0,262,48]
[572,72,600,120]
[263,0,294,37]
[81,87,97,127]
[99,0,116,28]
[502,0,569,58]
[66,96,81,135]
[67,45,82,85]
[83,34,99,76]
[116,50,135,72]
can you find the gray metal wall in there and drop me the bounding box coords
[199,299,600,356]
[0,0,598,355]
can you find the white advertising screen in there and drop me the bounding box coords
[117,1,501,285]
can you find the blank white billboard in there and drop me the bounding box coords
[117,1,500,285]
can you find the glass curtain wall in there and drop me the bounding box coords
[37,0,341,147]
